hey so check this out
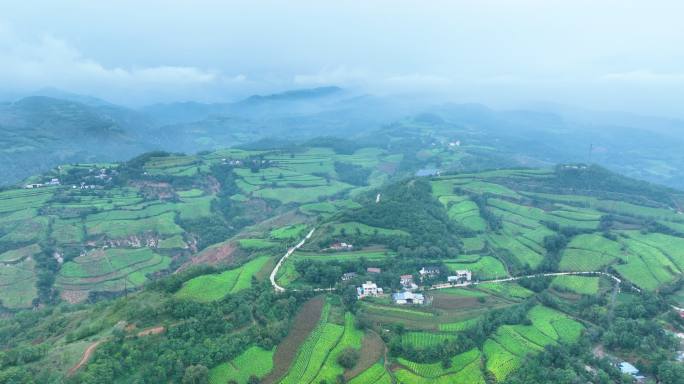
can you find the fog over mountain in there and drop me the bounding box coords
[1,1,684,118]
[5,3,684,383]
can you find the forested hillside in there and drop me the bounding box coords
[1,130,684,383]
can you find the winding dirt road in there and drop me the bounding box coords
[68,340,103,376]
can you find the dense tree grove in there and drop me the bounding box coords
[505,342,629,384]
[0,273,310,384]
[343,179,462,252]
[71,283,308,384]
[178,164,251,250]
[333,161,371,186]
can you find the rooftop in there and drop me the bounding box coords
[619,362,639,375]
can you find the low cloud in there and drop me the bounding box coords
[0,22,245,103]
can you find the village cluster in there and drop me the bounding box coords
[352,265,472,305]
[24,167,117,190]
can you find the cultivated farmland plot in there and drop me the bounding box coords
[209,346,275,384]
[175,257,269,302]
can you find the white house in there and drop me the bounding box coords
[400,274,418,290]
[619,362,645,381]
[419,266,440,277]
[447,270,472,284]
[330,242,353,251]
[357,281,383,299]
[392,291,425,305]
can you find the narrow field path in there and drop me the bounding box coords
[428,271,633,291]
[68,340,103,376]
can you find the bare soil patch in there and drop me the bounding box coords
[177,241,237,271]
[345,330,385,380]
[262,295,325,384]
[431,293,513,311]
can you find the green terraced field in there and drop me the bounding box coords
[0,187,56,214]
[157,235,186,249]
[447,200,487,231]
[299,201,338,215]
[401,331,457,349]
[209,346,274,384]
[348,363,392,384]
[527,305,583,341]
[460,181,520,199]
[312,312,364,383]
[274,260,300,288]
[395,362,485,384]
[0,257,38,308]
[558,234,623,271]
[484,338,521,381]
[461,236,485,253]
[0,244,41,263]
[595,200,678,220]
[0,216,50,243]
[176,189,205,198]
[328,222,410,237]
[488,197,599,230]
[51,219,85,244]
[56,248,171,300]
[252,182,353,204]
[360,302,435,319]
[493,326,544,356]
[445,256,507,280]
[476,282,534,299]
[237,238,278,250]
[482,305,584,382]
[398,348,480,378]
[291,249,394,261]
[85,212,183,238]
[176,196,214,220]
[626,232,684,271]
[175,257,269,302]
[552,275,600,295]
[280,303,345,384]
[270,224,308,240]
[488,232,544,269]
[438,317,481,332]
[609,233,681,290]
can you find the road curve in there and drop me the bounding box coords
[270,228,315,292]
[269,231,642,297]
[428,271,636,292]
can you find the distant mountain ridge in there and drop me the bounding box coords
[0,96,152,185]
[3,87,684,190]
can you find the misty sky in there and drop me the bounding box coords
[1,0,683,116]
